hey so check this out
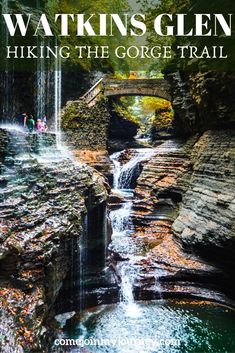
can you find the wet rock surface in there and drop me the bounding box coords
[108,103,140,152]
[0,128,108,352]
[61,97,140,154]
[110,132,235,305]
[72,149,113,181]
[133,137,198,230]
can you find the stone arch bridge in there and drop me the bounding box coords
[82,78,172,106]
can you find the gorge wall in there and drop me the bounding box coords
[166,72,235,272]
[129,72,235,300]
[61,96,140,178]
[61,98,110,151]
[173,130,235,272]
[61,97,140,152]
[167,72,235,136]
[0,71,234,352]
[0,129,108,352]
[132,131,234,300]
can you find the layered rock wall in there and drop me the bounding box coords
[0,129,108,352]
[132,130,235,299]
[61,96,140,153]
[167,72,235,136]
[61,98,110,150]
[173,130,235,268]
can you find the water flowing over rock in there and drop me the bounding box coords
[0,128,108,352]
[110,148,155,190]
[119,136,235,304]
[107,144,224,311]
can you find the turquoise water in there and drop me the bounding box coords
[63,300,235,353]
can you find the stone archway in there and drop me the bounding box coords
[103,79,172,101]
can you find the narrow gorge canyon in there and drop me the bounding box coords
[0,71,234,353]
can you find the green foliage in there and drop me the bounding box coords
[111,72,129,79]
[138,0,235,72]
[61,101,82,129]
[120,96,136,107]
[140,97,174,129]
[52,0,130,72]
[140,96,171,114]
[113,102,141,126]
[118,95,173,130]
[1,0,131,73]
[62,96,108,129]
[137,0,189,72]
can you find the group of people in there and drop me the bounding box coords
[17,112,48,133]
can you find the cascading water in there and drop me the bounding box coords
[109,148,155,316]
[57,146,235,353]
[1,0,14,121]
[119,261,142,318]
[110,149,154,189]
[109,199,132,235]
[54,56,62,145]
[35,41,62,143]
[36,40,47,120]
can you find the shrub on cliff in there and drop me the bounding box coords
[112,102,141,127]
[61,96,109,130]
[61,97,110,150]
[140,96,174,130]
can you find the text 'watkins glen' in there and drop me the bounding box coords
[2,13,233,37]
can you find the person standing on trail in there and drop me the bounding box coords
[42,115,48,132]
[22,112,27,128]
[17,112,27,127]
[26,115,35,133]
[36,119,45,132]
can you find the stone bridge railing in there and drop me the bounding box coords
[82,78,172,105]
[103,79,171,101]
[81,77,104,106]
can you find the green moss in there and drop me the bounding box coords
[139,97,174,130]
[61,96,109,130]
[112,103,141,126]
[151,107,174,129]
[61,101,82,130]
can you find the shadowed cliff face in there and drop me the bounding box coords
[160,71,235,281]
[0,128,108,352]
[173,130,235,266]
[167,72,235,136]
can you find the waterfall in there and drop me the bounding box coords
[54,57,62,145]
[109,148,155,316]
[2,0,9,120]
[1,0,62,131]
[79,216,87,313]
[36,39,62,134]
[109,200,132,235]
[110,151,122,189]
[110,149,154,189]
[36,41,46,119]
[119,261,142,318]
[1,0,14,121]
[120,264,135,304]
